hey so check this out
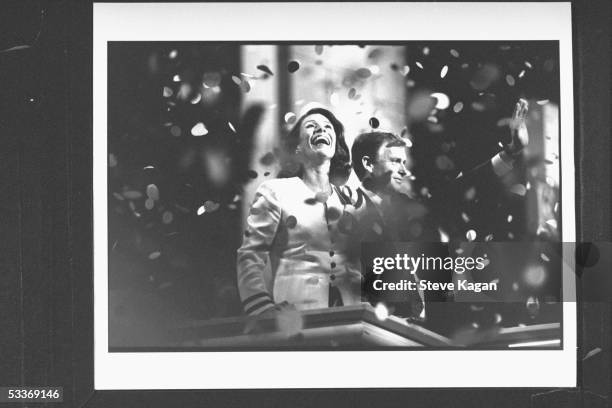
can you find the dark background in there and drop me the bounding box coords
[0,0,610,407]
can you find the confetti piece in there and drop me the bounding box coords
[464,186,476,201]
[169,49,178,59]
[228,122,236,132]
[518,70,526,78]
[330,92,340,107]
[415,61,424,69]
[540,253,550,262]
[554,202,559,213]
[453,101,464,113]
[286,215,297,228]
[427,116,438,123]
[422,46,430,56]
[471,322,479,329]
[526,181,531,190]
[466,229,477,241]
[113,192,124,201]
[197,206,205,215]
[148,251,161,260]
[369,117,380,128]
[109,153,117,168]
[471,102,486,112]
[173,74,181,82]
[162,211,173,224]
[356,67,372,78]
[240,80,251,93]
[122,191,142,200]
[143,165,155,170]
[450,49,460,58]
[146,184,160,200]
[440,65,449,78]
[485,234,494,242]
[372,223,383,235]
[537,99,549,105]
[401,65,410,76]
[231,75,242,85]
[524,61,533,69]
[405,79,415,87]
[507,214,513,223]
[505,75,515,86]
[512,282,519,291]
[461,212,470,223]
[314,45,324,55]
[170,125,181,137]
[145,198,154,210]
[431,92,450,110]
[348,88,357,99]
[510,184,527,196]
[374,303,389,321]
[284,112,297,124]
[494,313,502,324]
[287,60,300,73]
[163,86,173,97]
[583,348,602,360]
[508,232,514,239]
[545,219,557,229]
[455,247,464,255]
[259,152,276,165]
[256,64,274,76]
[191,122,208,136]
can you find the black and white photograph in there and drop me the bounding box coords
[91,2,580,389]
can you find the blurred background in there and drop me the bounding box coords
[107,42,562,346]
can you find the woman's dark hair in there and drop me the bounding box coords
[279,107,351,186]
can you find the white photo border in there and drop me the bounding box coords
[93,2,576,389]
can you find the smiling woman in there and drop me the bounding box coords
[236,108,361,316]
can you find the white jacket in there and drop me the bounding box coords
[237,177,362,315]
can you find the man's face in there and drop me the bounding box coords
[369,145,412,195]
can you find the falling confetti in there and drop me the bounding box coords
[145,198,154,210]
[422,46,430,56]
[173,74,181,82]
[122,191,142,200]
[512,282,519,291]
[109,153,117,168]
[415,61,424,69]
[401,65,410,76]
[170,125,181,137]
[231,75,242,85]
[197,206,205,216]
[286,215,297,229]
[284,112,297,124]
[374,303,389,321]
[484,234,494,242]
[461,212,470,223]
[430,92,450,110]
[259,152,276,165]
[113,192,124,201]
[537,99,550,105]
[314,45,324,55]
[453,101,464,113]
[540,253,550,262]
[191,122,208,136]
[228,122,236,132]
[146,184,159,200]
[464,186,476,201]
[518,70,526,78]
[163,86,173,97]
[494,313,502,324]
[507,214,513,223]
[440,65,449,78]
[162,211,173,224]
[372,223,383,235]
[524,61,533,69]
[148,251,161,260]
[169,49,178,59]
[510,184,527,196]
[505,75,515,86]
[450,49,460,58]
[369,117,380,128]
[348,88,357,99]
[356,67,372,78]
[256,64,274,76]
[466,229,477,241]
[287,60,300,73]
[545,219,558,229]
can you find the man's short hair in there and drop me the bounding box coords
[351,131,406,181]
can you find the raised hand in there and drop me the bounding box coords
[505,98,529,156]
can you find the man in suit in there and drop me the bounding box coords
[346,99,529,329]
